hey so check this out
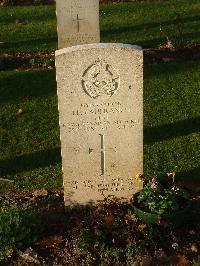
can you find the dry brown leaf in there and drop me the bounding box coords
[138,223,147,230]
[16,108,24,115]
[6,249,13,258]
[19,247,39,264]
[36,236,65,248]
[168,255,189,265]
[154,249,167,264]
[191,243,198,253]
[162,57,174,62]
[32,189,48,198]
[141,255,153,266]
[104,214,115,226]
[69,216,81,227]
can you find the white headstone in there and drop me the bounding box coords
[56,0,100,49]
[56,43,143,206]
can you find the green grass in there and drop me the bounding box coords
[144,62,200,181]
[0,0,200,53]
[0,6,57,53]
[0,204,42,261]
[0,62,199,192]
[0,1,199,192]
[101,0,200,47]
[0,70,62,192]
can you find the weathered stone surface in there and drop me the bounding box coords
[55,43,143,206]
[56,0,100,48]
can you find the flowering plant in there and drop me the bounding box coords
[134,173,190,216]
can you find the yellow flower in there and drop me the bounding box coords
[149,178,157,189]
[135,173,143,182]
[150,182,157,189]
[171,186,179,192]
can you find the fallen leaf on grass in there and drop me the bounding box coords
[191,243,198,252]
[168,255,189,265]
[172,242,179,249]
[104,214,115,228]
[69,216,82,227]
[189,230,196,235]
[0,178,14,183]
[36,236,65,248]
[162,57,174,62]
[154,249,167,264]
[152,254,189,265]
[15,19,28,25]
[16,108,24,115]
[125,213,137,223]
[6,249,13,259]
[138,223,147,230]
[141,255,153,266]
[19,247,39,264]
[32,189,48,198]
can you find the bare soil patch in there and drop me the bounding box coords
[1,190,199,265]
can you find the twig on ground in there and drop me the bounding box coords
[0,178,14,183]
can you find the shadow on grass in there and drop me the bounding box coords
[0,118,199,177]
[176,167,200,182]
[102,30,200,48]
[0,147,61,176]
[144,60,199,78]
[0,69,56,103]
[0,148,199,184]
[101,15,200,36]
[0,9,55,24]
[1,37,57,51]
[1,15,199,51]
[139,31,200,48]
[144,117,200,144]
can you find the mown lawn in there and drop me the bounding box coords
[0,0,199,192]
[0,70,61,192]
[0,62,199,192]
[0,0,200,53]
[144,62,200,182]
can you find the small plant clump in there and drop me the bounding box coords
[0,191,199,265]
[59,195,198,265]
[0,205,42,261]
[160,13,186,50]
[134,173,190,216]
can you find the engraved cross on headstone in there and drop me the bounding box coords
[73,14,84,33]
[99,134,105,176]
[89,134,106,176]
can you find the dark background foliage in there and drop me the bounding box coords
[0,0,157,7]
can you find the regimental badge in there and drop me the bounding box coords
[81,58,120,99]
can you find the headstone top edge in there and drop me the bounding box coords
[55,43,143,57]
